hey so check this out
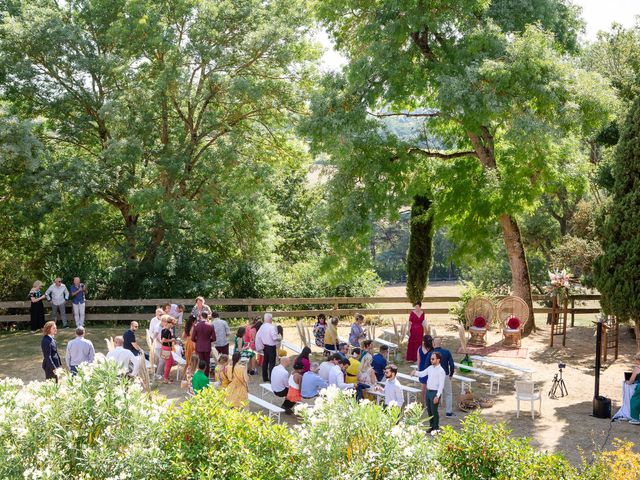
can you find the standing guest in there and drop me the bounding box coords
[190,296,212,321]
[348,313,367,348]
[372,345,389,381]
[65,327,95,374]
[271,356,297,413]
[337,342,349,361]
[301,362,329,399]
[184,353,200,391]
[249,319,262,372]
[625,352,640,424]
[406,302,425,362]
[149,308,165,370]
[191,311,215,377]
[328,355,354,390]
[313,313,327,348]
[160,316,176,384]
[324,317,339,353]
[215,354,232,388]
[29,280,46,333]
[433,337,456,417]
[41,321,61,382]
[165,303,185,327]
[413,351,446,432]
[234,327,256,375]
[417,335,434,406]
[356,354,377,401]
[381,364,404,408]
[286,362,304,406]
[318,358,333,382]
[69,277,87,328]
[255,313,279,382]
[181,315,197,378]
[45,277,69,328]
[107,336,138,376]
[345,348,361,385]
[295,346,312,373]
[123,321,144,357]
[192,359,210,394]
[360,340,374,362]
[226,352,249,408]
[154,315,170,377]
[212,311,231,355]
[276,325,287,357]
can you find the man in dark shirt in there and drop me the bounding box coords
[433,337,456,417]
[123,321,143,356]
[371,344,389,381]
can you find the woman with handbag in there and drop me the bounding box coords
[160,316,176,384]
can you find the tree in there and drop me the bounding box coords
[310,0,615,333]
[593,96,640,347]
[0,0,317,295]
[406,195,434,305]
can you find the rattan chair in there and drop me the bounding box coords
[464,297,496,346]
[497,296,529,348]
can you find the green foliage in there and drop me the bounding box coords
[406,195,434,304]
[161,388,296,480]
[435,413,577,480]
[450,282,497,326]
[594,95,640,324]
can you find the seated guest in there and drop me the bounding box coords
[301,362,329,399]
[360,340,374,362]
[324,317,339,353]
[381,364,404,408]
[356,354,377,401]
[295,346,312,373]
[215,354,231,388]
[192,359,210,393]
[337,342,349,361]
[106,336,138,376]
[285,362,304,406]
[318,359,333,382]
[123,321,147,358]
[345,348,361,384]
[348,314,366,348]
[328,355,354,390]
[372,345,389,381]
[626,352,640,424]
[270,356,297,413]
[65,327,95,375]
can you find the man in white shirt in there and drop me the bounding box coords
[318,359,333,382]
[381,364,404,408]
[45,277,69,328]
[65,327,95,374]
[328,355,354,390]
[106,336,138,376]
[413,351,446,432]
[270,356,296,413]
[255,313,279,382]
[149,308,166,375]
[211,312,231,355]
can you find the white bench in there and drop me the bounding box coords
[470,356,535,379]
[260,382,275,398]
[397,371,477,396]
[454,362,504,395]
[382,329,408,341]
[373,337,398,354]
[281,341,302,354]
[248,393,285,423]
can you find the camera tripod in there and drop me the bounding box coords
[548,368,568,399]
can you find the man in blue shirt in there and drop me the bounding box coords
[69,277,87,328]
[301,362,329,399]
[433,337,456,417]
[371,344,388,381]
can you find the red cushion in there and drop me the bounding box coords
[507,316,521,330]
[473,316,487,328]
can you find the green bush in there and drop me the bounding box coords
[435,413,577,480]
[160,387,297,480]
[449,282,497,327]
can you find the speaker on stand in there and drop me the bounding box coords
[593,316,611,419]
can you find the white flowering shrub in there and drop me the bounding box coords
[0,356,166,479]
[293,387,447,480]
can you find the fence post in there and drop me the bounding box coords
[570,297,575,327]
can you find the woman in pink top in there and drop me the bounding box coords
[406,302,425,362]
[295,346,311,373]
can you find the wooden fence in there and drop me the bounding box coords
[0,294,600,326]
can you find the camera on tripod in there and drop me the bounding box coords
[549,362,568,398]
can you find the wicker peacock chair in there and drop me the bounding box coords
[464,297,496,346]
[497,296,529,348]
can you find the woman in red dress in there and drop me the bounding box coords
[406,302,425,362]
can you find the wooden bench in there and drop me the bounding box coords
[281,341,302,354]
[397,372,477,395]
[453,362,504,395]
[470,356,535,379]
[248,393,285,423]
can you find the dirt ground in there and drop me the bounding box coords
[2,281,637,466]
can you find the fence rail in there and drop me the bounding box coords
[0,294,601,324]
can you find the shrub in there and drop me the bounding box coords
[450,282,496,327]
[435,413,577,480]
[160,387,297,480]
[0,358,165,479]
[293,387,446,480]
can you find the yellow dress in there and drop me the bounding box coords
[215,364,231,388]
[226,363,248,408]
[346,358,360,384]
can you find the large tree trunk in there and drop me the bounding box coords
[499,214,536,334]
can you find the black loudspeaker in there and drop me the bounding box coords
[593,395,611,419]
